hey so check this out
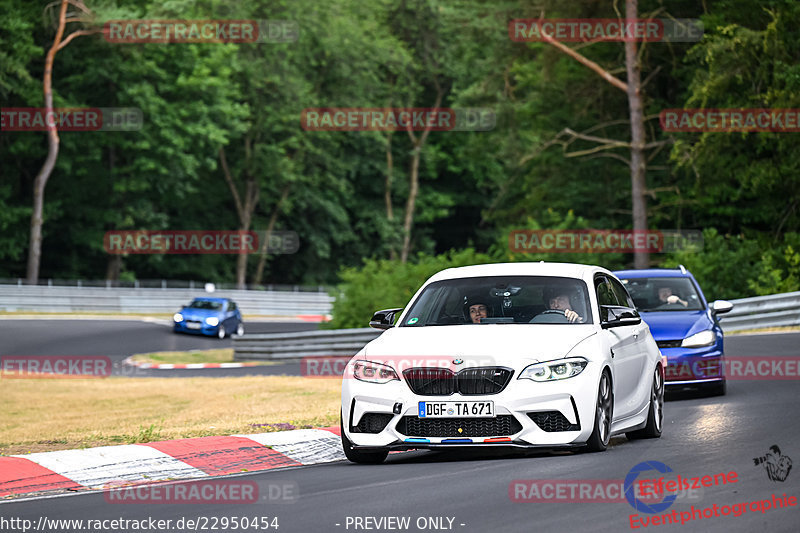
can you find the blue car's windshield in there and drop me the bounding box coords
[188,300,223,311]
[400,276,593,326]
[620,277,704,312]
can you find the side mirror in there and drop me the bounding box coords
[600,305,642,329]
[711,300,734,315]
[369,308,403,330]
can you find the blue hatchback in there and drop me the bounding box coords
[173,297,244,339]
[613,266,733,395]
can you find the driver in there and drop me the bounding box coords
[544,288,584,323]
[657,286,688,307]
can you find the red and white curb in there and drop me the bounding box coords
[0,427,343,500]
[122,356,265,370]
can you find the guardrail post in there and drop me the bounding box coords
[161,280,166,290]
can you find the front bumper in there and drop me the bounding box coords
[342,365,601,449]
[173,321,220,336]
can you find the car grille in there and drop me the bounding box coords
[352,413,394,434]
[402,367,513,396]
[656,340,682,348]
[528,411,580,432]
[396,415,522,438]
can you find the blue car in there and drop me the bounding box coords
[613,266,733,395]
[173,297,244,339]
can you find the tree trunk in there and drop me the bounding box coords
[385,132,397,260]
[252,184,290,285]
[26,0,69,284]
[400,146,421,263]
[625,0,649,268]
[219,144,259,289]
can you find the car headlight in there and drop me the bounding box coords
[682,329,716,348]
[205,317,220,326]
[353,360,399,384]
[519,357,589,382]
[173,313,183,322]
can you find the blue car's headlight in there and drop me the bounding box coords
[173,313,183,322]
[519,357,588,382]
[205,317,219,326]
[353,361,399,384]
[682,330,716,348]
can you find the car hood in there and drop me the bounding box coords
[360,325,596,369]
[179,307,222,319]
[639,310,712,340]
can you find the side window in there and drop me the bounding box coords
[230,301,237,311]
[609,277,635,309]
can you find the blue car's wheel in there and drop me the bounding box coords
[236,322,244,337]
[217,325,226,339]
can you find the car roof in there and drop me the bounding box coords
[613,268,692,279]
[427,262,611,283]
[191,297,229,302]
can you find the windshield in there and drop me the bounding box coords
[188,299,223,311]
[400,276,593,326]
[620,277,704,312]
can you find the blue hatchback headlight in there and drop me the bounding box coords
[682,330,716,348]
[173,313,183,322]
[205,317,220,327]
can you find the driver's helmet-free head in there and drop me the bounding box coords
[463,292,490,322]
[543,286,574,310]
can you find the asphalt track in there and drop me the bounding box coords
[2,330,800,533]
[0,319,318,377]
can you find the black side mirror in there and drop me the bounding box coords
[369,308,403,330]
[600,305,642,329]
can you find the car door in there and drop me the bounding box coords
[607,276,651,408]
[595,275,641,419]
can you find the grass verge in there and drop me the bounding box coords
[0,376,340,455]
[129,348,275,365]
[726,326,800,335]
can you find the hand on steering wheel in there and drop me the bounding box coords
[543,308,583,323]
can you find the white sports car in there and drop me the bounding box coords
[340,262,665,463]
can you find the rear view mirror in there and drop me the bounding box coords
[369,308,403,330]
[600,305,641,329]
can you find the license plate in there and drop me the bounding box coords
[418,401,494,418]
[186,322,201,329]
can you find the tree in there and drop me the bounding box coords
[26,0,99,283]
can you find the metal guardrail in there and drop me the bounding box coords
[232,291,800,361]
[234,328,381,360]
[0,284,334,316]
[719,291,800,332]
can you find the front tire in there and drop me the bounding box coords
[627,365,664,440]
[585,370,613,452]
[217,325,226,339]
[341,416,388,464]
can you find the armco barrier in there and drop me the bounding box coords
[234,328,381,360]
[0,284,334,317]
[719,291,800,332]
[231,291,800,361]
